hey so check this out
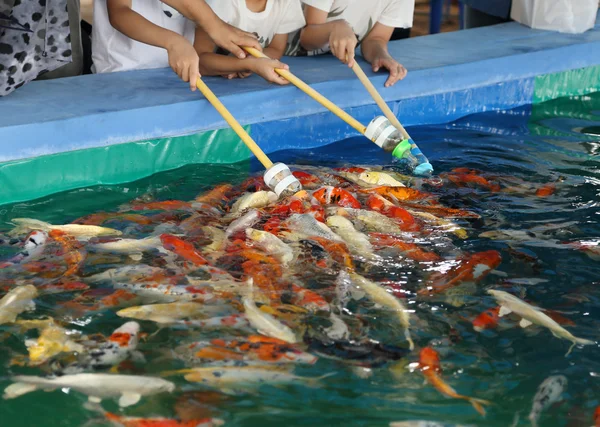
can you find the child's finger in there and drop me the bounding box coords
[346,47,355,67]
[182,64,190,84]
[190,66,200,92]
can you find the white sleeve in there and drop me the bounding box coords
[205,0,235,23]
[276,0,307,35]
[301,0,334,13]
[378,0,415,29]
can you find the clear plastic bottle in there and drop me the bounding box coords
[365,116,433,176]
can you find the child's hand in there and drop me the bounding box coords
[207,20,262,59]
[330,20,358,67]
[372,55,407,87]
[166,35,201,91]
[249,58,289,85]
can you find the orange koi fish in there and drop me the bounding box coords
[535,183,556,198]
[61,288,139,316]
[366,195,419,231]
[130,200,192,211]
[310,236,355,271]
[288,284,330,312]
[362,186,431,202]
[369,233,440,263]
[313,186,361,209]
[472,306,501,332]
[21,261,65,279]
[420,250,501,295]
[400,202,481,220]
[72,213,153,226]
[443,170,501,192]
[195,184,233,206]
[594,406,600,426]
[293,171,322,187]
[160,234,209,266]
[105,412,223,427]
[334,167,367,174]
[48,230,86,277]
[419,347,489,416]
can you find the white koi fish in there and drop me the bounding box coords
[113,282,215,303]
[488,290,594,355]
[326,215,375,260]
[284,214,343,242]
[226,209,262,237]
[342,208,405,234]
[9,218,121,239]
[243,280,297,343]
[3,373,174,407]
[359,171,406,187]
[246,228,294,265]
[117,302,206,324]
[528,375,567,427]
[87,236,162,256]
[86,265,166,284]
[231,191,277,214]
[0,285,38,325]
[351,273,414,350]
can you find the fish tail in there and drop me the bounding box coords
[566,337,595,356]
[306,372,337,388]
[3,382,40,399]
[404,329,415,351]
[466,396,489,416]
[9,218,51,236]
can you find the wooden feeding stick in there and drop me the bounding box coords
[196,77,273,170]
[243,47,367,135]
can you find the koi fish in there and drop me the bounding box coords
[163,366,331,390]
[420,250,501,295]
[226,209,262,237]
[487,290,595,355]
[114,282,215,303]
[48,229,86,277]
[194,183,233,206]
[405,210,468,239]
[284,214,344,243]
[326,215,375,260]
[400,203,480,220]
[175,314,250,330]
[61,288,139,316]
[9,218,122,239]
[72,212,154,226]
[105,412,224,427]
[566,241,600,261]
[160,234,209,266]
[182,335,317,365]
[67,321,141,372]
[292,171,322,187]
[129,200,192,211]
[472,306,501,332]
[313,186,361,209]
[342,208,405,234]
[535,183,556,198]
[117,302,206,324]
[0,231,48,268]
[369,233,440,263]
[87,236,162,256]
[419,347,489,416]
[358,171,406,187]
[351,273,413,350]
[365,195,418,231]
[243,280,298,343]
[0,285,38,325]
[528,375,567,427]
[595,406,600,426]
[231,191,277,214]
[362,186,430,202]
[287,283,330,312]
[24,320,84,365]
[246,228,294,266]
[87,265,168,284]
[442,171,501,192]
[3,373,175,407]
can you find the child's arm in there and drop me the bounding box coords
[299,5,357,67]
[107,0,200,90]
[361,23,407,87]
[162,0,262,59]
[194,27,289,85]
[263,34,289,60]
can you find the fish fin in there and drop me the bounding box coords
[490,269,508,277]
[519,318,533,328]
[118,392,141,407]
[306,372,337,388]
[465,396,490,417]
[3,382,39,399]
[130,351,146,363]
[498,306,512,317]
[8,218,51,236]
[404,329,415,351]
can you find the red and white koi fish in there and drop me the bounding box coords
[419,347,489,416]
[313,186,361,209]
[38,281,89,295]
[48,229,86,277]
[0,231,48,269]
[370,232,440,263]
[472,306,501,332]
[420,250,501,295]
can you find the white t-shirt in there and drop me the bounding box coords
[290,0,414,56]
[92,0,196,73]
[207,0,306,48]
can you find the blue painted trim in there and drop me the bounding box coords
[0,15,599,163]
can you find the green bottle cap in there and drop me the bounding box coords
[391,139,412,159]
